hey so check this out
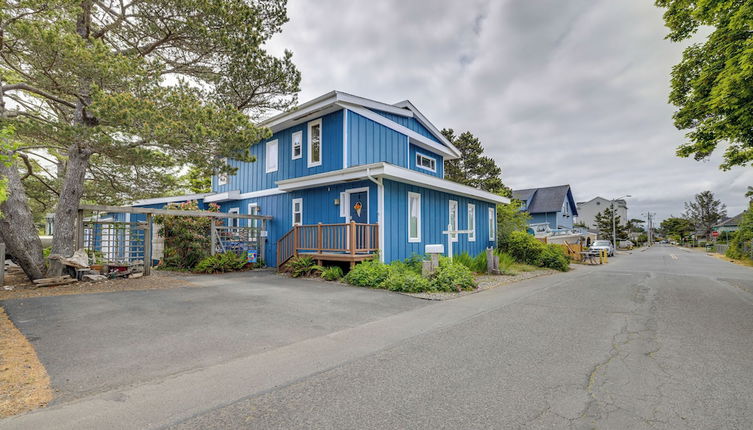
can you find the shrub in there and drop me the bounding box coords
[154,201,220,270]
[539,245,570,271]
[495,250,515,273]
[344,260,390,287]
[453,251,491,273]
[505,231,546,265]
[286,256,323,278]
[726,203,753,260]
[321,266,344,281]
[430,258,476,292]
[403,254,425,274]
[195,252,248,273]
[383,270,433,293]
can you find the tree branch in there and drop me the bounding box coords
[2,83,76,108]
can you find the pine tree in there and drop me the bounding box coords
[441,129,510,196]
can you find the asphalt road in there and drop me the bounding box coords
[3,246,753,429]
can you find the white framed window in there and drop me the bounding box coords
[408,192,421,242]
[228,207,240,228]
[248,203,259,228]
[489,207,496,241]
[291,131,302,160]
[265,139,278,173]
[307,119,322,167]
[449,200,458,242]
[415,153,436,172]
[217,157,228,186]
[292,198,303,226]
[467,203,476,242]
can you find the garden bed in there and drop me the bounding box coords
[403,268,559,301]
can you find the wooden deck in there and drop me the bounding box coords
[277,221,379,269]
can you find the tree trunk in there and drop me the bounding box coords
[0,160,46,280]
[46,145,90,276]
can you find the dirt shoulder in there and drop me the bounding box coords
[0,306,52,417]
[0,270,200,301]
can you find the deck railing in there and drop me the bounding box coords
[276,221,379,267]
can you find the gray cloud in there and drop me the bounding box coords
[267,0,753,222]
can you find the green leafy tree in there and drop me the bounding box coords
[683,191,726,240]
[660,216,695,242]
[497,199,530,249]
[0,0,300,279]
[655,0,753,169]
[627,218,645,233]
[440,129,510,196]
[593,206,628,241]
[726,203,752,260]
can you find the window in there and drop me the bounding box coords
[217,157,228,186]
[449,200,458,242]
[266,139,278,173]
[408,192,421,242]
[291,131,302,160]
[488,207,496,241]
[248,203,259,228]
[292,198,303,226]
[415,153,436,172]
[308,119,322,167]
[467,204,476,242]
[228,207,240,228]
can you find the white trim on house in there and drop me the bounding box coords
[291,131,302,160]
[391,99,460,155]
[468,203,476,242]
[291,198,303,226]
[337,102,459,160]
[265,139,278,173]
[377,179,385,263]
[307,119,322,168]
[415,152,437,172]
[247,203,259,228]
[132,193,213,206]
[237,188,286,200]
[449,200,458,242]
[276,162,509,204]
[204,190,242,203]
[343,109,348,169]
[408,191,421,243]
[228,207,240,228]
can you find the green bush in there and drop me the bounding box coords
[726,203,753,260]
[430,257,476,292]
[154,201,221,270]
[495,250,515,273]
[286,256,323,278]
[344,260,391,287]
[195,252,248,273]
[321,266,344,281]
[383,270,432,292]
[539,245,570,271]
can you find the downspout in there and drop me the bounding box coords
[366,168,386,263]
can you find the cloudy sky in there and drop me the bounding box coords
[266,0,753,223]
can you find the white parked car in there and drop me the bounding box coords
[590,240,615,257]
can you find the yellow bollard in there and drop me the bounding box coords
[603,249,608,264]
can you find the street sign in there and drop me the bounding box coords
[711,231,719,238]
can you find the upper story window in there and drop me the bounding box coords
[415,152,436,172]
[562,201,569,217]
[308,119,322,167]
[217,157,228,186]
[266,139,278,173]
[291,131,302,160]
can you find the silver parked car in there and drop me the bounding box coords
[590,240,615,257]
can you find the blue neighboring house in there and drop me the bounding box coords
[511,185,578,233]
[124,91,509,267]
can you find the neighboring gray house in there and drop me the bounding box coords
[512,185,578,231]
[576,197,628,230]
[712,211,747,237]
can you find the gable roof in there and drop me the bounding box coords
[714,211,747,228]
[512,185,577,215]
[258,90,462,159]
[576,196,627,208]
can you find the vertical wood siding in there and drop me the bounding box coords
[409,143,444,178]
[212,110,344,194]
[347,111,408,168]
[370,109,442,144]
[382,179,496,262]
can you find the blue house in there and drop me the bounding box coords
[127,91,509,267]
[511,185,578,233]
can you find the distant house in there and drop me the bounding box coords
[576,197,628,230]
[511,185,578,231]
[712,211,747,237]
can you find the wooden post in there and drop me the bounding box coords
[350,221,356,255]
[317,223,322,254]
[144,213,152,276]
[210,222,217,256]
[0,243,5,288]
[293,225,299,257]
[76,209,85,250]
